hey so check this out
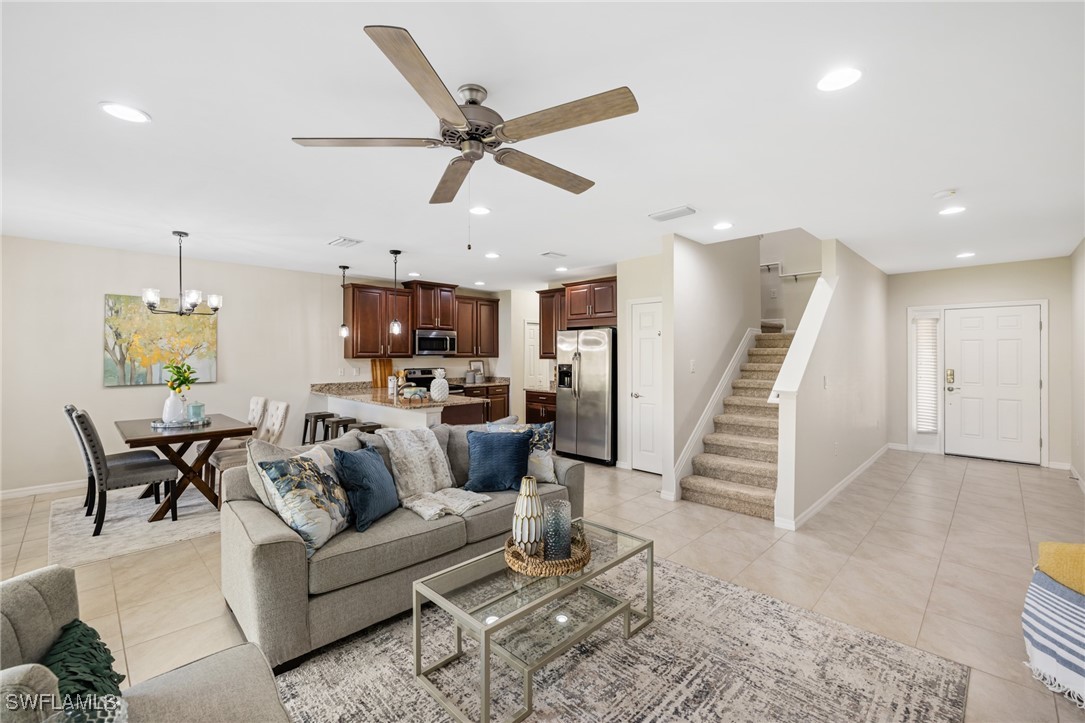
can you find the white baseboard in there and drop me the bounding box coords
[673,327,760,487]
[886,443,910,452]
[660,488,679,502]
[1046,461,1071,471]
[1069,466,1082,494]
[775,443,889,531]
[1,479,84,501]
[615,460,631,470]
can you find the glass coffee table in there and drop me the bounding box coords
[412,520,653,723]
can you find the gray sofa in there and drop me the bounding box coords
[220,423,585,668]
[0,566,289,723]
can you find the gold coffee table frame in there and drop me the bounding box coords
[412,520,654,723]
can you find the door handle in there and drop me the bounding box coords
[631,393,641,398]
[947,386,956,392]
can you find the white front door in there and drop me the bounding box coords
[523,321,549,390]
[944,305,1041,464]
[630,301,663,473]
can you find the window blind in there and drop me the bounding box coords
[915,317,939,434]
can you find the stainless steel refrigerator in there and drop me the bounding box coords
[556,328,617,465]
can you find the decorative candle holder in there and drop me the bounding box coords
[543,499,572,561]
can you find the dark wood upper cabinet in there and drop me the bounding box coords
[476,299,499,357]
[402,281,457,330]
[563,276,618,328]
[343,284,413,358]
[537,289,564,359]
[453,296,477,357]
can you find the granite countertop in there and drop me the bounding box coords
[310,382,484,409]
[449,376,511,389]
[523,382,558,393]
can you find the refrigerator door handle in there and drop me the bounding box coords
[572,351,581,400]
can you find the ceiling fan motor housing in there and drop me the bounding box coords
[439,92,505,154]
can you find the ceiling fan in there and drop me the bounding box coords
[292,25,639,204]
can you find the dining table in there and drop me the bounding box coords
[114,414,256,522]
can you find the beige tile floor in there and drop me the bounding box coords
[2,450,1082,721]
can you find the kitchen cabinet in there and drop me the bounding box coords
[402,281,457,330]
[454,296,500,357]
[525,391,556,427]
[465,385,510,422]
[537,289,566,359]
[563,276,617,328]
[343,284,412,359]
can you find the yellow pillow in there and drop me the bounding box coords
[1036,542,1085,595]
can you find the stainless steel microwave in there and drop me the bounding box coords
[414,329,457,356]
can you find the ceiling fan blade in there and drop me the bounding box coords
[430,158,474,204]
[495,87,638,143]
[364,26,469,130]
[292,137,442,148]
[492,149,594,195]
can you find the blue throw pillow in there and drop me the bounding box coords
[464,430,532,493]
[334,447,400,532]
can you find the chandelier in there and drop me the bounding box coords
[142,231,222,316]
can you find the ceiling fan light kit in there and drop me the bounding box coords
[293,26,639,204]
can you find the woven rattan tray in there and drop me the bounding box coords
[504,535,591,577]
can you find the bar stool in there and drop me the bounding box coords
[346,422,382,434]
[324,416,357,439]
[303,411,335,445]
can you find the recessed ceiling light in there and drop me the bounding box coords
[98,101,151,123]
[484,252,500,259]
[474,281,485,286]
[713,221,733,231]
[956,252,975,259]
[469,206,490,215]
[939,206,967,215]
[817,68,862,92]
[407,271,421,277]
[555,266,568,272]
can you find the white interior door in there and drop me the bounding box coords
[523,321,549,390]
[630,301,663,473]
[944,305,1041,464]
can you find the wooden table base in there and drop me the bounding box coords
[147,438,222,522]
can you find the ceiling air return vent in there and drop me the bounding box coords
[648,205,696,222]
[328,237,364,248]
[539,251,567,259]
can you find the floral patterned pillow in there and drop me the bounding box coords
[257,447,351,557]
[486,422,556,483]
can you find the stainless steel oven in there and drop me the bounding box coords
[414,330,457,356]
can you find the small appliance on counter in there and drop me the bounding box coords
[556,328,617,465]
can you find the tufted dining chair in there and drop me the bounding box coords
[204,400,289,502]
[72,409,180,536]
[63,405,161,517]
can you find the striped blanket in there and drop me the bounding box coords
[1022,570,1085,707]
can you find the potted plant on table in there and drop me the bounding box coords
[162,361,198,423]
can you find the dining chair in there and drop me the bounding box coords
[197,396,267,477]
[72,409,181,536]
[63,404,161,517]
[204,400,289,500]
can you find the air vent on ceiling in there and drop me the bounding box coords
[539,251,567,259]
[328,236,363,248]
[649,205,696,222]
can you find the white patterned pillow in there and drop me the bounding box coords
[256,446,351,557]
[486,422,557,483]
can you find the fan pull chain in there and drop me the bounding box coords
[466,176,472,251]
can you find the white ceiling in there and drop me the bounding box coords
[3,2,1082,289]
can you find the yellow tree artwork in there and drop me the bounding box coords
[103,294,218,387]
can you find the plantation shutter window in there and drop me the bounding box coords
[914,316,940,434]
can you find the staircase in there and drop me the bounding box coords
[680,321,792,520]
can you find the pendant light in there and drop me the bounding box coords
[338,265,350,338]
[389,250,402,335]
[142,231,222,315]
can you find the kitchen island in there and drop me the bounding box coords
[310,382,488,428]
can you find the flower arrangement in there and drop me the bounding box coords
[163,361,198,396]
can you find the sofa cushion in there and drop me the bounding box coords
[307,509,466,595]
[459,483,569,544]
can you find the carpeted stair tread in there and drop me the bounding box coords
[713,413,779,433]
[733,379,775,390]
[759,320,785,333]
[755,333,794,349]
[680,475,775,519]
[748,347,788,358]
[692,453,777,488]
[723,396,778,418]
[704,433,778,462]
[741,362,783,372]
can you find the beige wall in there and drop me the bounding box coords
[0,236,517,492]
[759,228,821,331]
[886,257,1074,465]
[1071,239,1085,478]
[671,234,761,470]
[779,240,888,521]
[616,253,664,469]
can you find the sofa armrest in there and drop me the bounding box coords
[0,664,60,723]
[126,643,289,723]
[553,456,585,519]
[1,566,78,669]
[221,465,260,504]
[219,501,310,668]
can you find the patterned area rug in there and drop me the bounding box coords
[48,486,220,567]
[277,557,968,722]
